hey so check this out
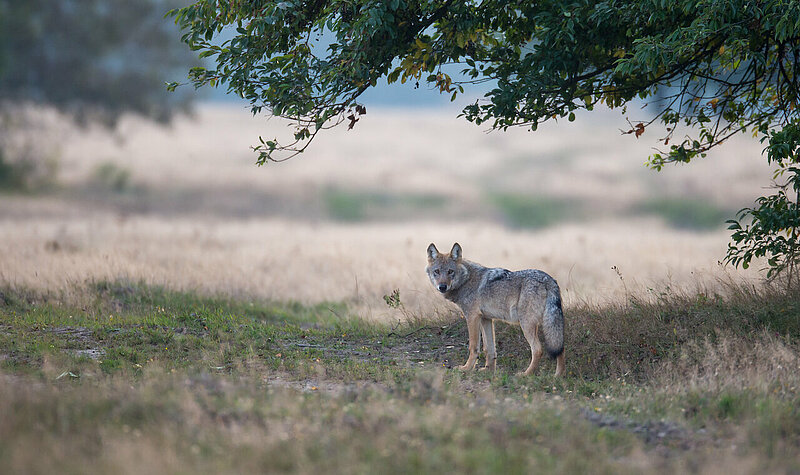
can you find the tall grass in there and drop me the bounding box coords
[2,279,800,472]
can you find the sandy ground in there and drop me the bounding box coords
[0,104,772,320]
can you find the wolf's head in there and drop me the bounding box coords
[426,242,468,294]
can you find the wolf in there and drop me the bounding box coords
[426,242,565,377]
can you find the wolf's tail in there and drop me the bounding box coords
[543,283,565,358]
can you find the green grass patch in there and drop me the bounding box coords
[490,192,580,229]
[0,280,383,378]
[323,188,447,222]
[3,279,800,383]
[88,161,133,193]
[634,197,731,230]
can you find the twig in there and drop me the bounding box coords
[389,325,438,339]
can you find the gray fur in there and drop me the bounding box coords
[543,290,564,357]
[426,242,566,376]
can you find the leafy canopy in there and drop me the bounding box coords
[172,0,800,278]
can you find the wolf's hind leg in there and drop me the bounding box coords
[479,318,496,372]
[554,352,566,377]
[519,322,543,376]
[459,314,481,371]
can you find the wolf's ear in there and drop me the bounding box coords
[427,243,440,262]
[450,242,462,261]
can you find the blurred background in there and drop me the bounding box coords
[0,1,772,320]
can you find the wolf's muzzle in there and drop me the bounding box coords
[437,284,448,293]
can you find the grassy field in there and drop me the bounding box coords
[0,104,773,316]
[2,104,797,472]
[2,279,799,473]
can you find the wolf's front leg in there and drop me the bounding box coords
[459,314,481,371]
[479,318,496,372]
[464,312,482,355]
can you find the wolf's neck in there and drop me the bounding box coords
[444,261,485,303]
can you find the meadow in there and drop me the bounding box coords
[0,105,772,315]
[2,104,798,472]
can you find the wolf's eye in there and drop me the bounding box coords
[433,269,440,276]
[447,269,454,276]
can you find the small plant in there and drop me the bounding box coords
[383,288,403,310]
[383,288,415,319]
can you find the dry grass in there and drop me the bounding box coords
[0,206,757,321]
[659,332,800,393]
[1,359,794,474]
[53,104,773,206]
[0,369,648,474]
[4,102,799,470]
[1,103,776,322]
[2,274,800,473]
